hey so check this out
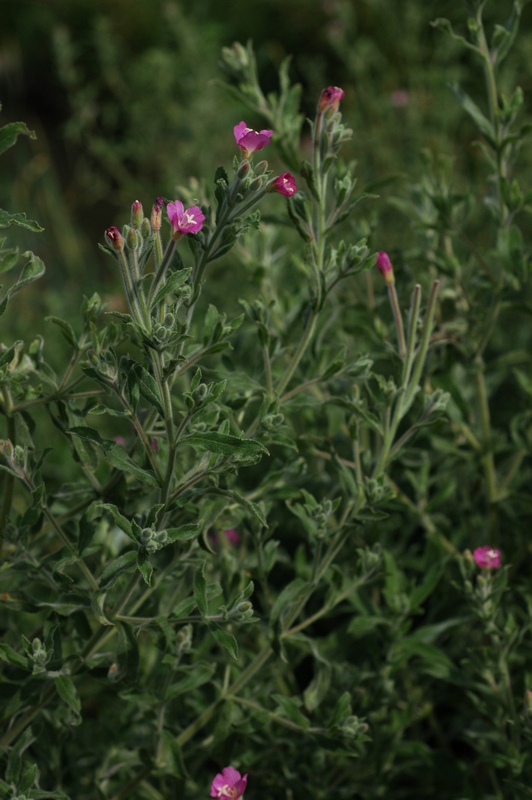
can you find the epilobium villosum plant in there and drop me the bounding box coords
[2,2,532,798]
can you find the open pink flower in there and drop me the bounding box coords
[234,121,272,158]
[166,200,205,238]
[376,251,395,285]
[473,546,501,569]
[271,172,297,197]
[210,767,248,799]
[318,86,345,112]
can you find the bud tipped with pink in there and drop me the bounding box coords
[318,86,345,113]
[376,251,394,285]
[151,203,162,232]
[234,121,273,159]
[270,172,297,197]
[166,200,205,240]
[105,226,124,252]
[131,200,143,229]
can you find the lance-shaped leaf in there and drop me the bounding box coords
[449,83,496,145]
[0,251,45,318]
[67,426,160,487]
[55,674,82,720]
[99,550,137,589]
[183,431,268,458]
[0,119,36,155]
[115,621,139,684]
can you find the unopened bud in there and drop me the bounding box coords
[151,203,162,231]
[318,86,345,113]
[105,226,124,252]
[376,251,394,285]
[140,218,151,238]
[131,200,143,229]
[125,226,139,251]
[237,160,251,179]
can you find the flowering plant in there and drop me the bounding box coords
[1,4,532,799]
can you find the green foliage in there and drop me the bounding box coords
[1,2,532,800]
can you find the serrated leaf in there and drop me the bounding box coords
[151,268,192,307]
[0,120,36,155]
[115,621,139,684]
[68,426,159,487]
[0,643,30,670]
[273,694,310,730]
[45,316,79,349]
[137,550,153,586]
[165,523,200,542]
[99,550,137,589]
[194,562,207,617]
[96,502,133,538]
[0,210,43,231]
[211,627,238,660]
[55,674,81,716]
[184,431,268,457]
[166,662,216,699]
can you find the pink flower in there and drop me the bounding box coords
[166,200,205,238]
[113,436,127,447]
[376,251,394,285]
[318,86,345,112]
[234,121,273,158]
[211,767,248,799]
[473,546,502,569]
[271,172,297,197]
[390,89,409,108]
[223,528,240,545]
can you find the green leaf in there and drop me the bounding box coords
[55,674,81,717]
[449,83,496,144]
[0,209,43,232]
[211,627,238,660]
[0,642,30,670]
[96,502,134,538]
[68,426,159,487]
[184,431,268,458]
[151,267,192,307]
[270,578,308,629]
[18,764,38,795]
[0,251,45,318]
[0,120,36,155]
[99,550,137,589]
[165,662,216,699]
[5,727,35,784]
[133,364,165,417]
[137,550,153,586]
[115,621,140,684]
[78,514,97,555]
[273,694,310,730]
[0,248,19,275]
[194,562,208,616]
[165,523,201,542]
[45,316,79,349]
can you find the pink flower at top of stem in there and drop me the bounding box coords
[271,172,297,197]
[166,200,205,238]
[210,767,248,799]
[234,121,273,158]
[473,546,502,569]
[223,528,240,545]
[376,251,395,285]
[318,85,345,112]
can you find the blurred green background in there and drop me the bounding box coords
[1,0,532,330]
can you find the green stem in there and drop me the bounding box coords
[475,366,498,505]
[388,283,406,360]
[0,389,16,533]
[276,309,319,395]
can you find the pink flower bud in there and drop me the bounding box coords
[131,200,143,229]
[166,200,205,239]
[105,226,124,252]
[234,120,273,159]
[473,546,501,569]
[113,436,127,447]
[211,767,248,800]
[223,528,240,545]
[270,172,297,197]
[151,203,162,232]
[376,251,394,285]
[318,86,345,112]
